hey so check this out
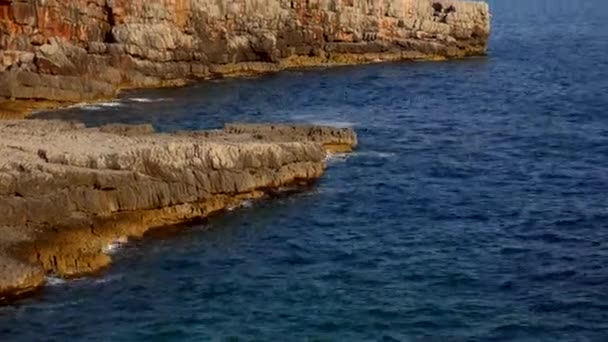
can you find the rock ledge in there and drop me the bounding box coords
[0,120,357,302]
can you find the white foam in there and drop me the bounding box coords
[94,274,123,285]
[80,105,102,111]
[63,102,102,111]
[76,101,122,111]
[46,276,66,286]
[309,120,356,128]
[286,114,357,129]
[61,100,123,111]
[64,102,87,109]
[96,101,123,108]
[128,97,168,103]
[103,236,128,254]
[326,150,396,163]
[227,200,254,211]
[325,152,350,163]
[352,151,396,159]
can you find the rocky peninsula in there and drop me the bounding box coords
[1,0,490,117]
[0,0,490,301]
[0,120,357,300]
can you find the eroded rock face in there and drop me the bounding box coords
[0,119,357,301]
[0,0,490,116]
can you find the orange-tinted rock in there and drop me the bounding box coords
[0,0,490,117]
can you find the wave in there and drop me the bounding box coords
[46,276,67,286]
[78,101,124,110]
[351,151,396,159]
[325,150,396,165]
[240,200,253,208]
[102,236,129,254]
[62,102,101,111]
[94,274,124,285]
[96,101,123,108]
[70,101,123,111]
[80,105,103,111]
[308,120,356,128]
[48,271,122,289]
[287,114,357,128]
[227,199,254,211]
[127,97,169,103]
[325,152,350,163]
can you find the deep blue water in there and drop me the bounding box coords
[3,0,608,340]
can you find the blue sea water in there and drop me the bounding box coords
[3,0,608,340]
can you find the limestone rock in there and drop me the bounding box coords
[0,119,357,301]
[0,0,490,117]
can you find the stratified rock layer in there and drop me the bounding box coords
[0,120,357,301]
[0,0,490,116]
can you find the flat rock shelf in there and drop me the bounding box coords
[0,120,357,301]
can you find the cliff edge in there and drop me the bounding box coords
[0,0,490,117]
[0,120,357,301]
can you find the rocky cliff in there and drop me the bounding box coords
[0,120,357,301]
[0,0,490,117]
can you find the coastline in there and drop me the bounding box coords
[1,0,490,118]
[0,48,484,119]
[0,0,490,303]
[0,121,357,302]
[0,49,484,305]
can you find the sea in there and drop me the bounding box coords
[2,0,608,340]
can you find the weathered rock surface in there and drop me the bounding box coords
[0,0,490,117]
[0,119,357,301]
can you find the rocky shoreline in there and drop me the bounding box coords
[0,0,490,302]
[1,0,490,118]
[0,120,357,301]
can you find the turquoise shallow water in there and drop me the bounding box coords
[3,0,608,340]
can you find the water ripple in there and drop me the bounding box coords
[8,0,608,340]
